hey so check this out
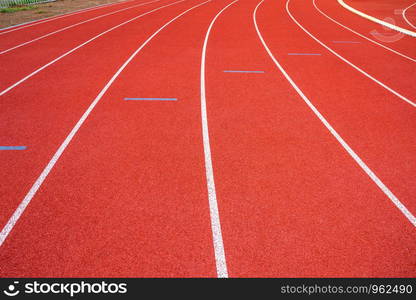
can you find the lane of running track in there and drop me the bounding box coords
[203,0,415,276]
[0,0,205,234]
[0,0,142,35]
[0,0,139,32]
[0,0,147,33]
[283,0,416,214]
[0,0,185,91]
[317,0,416,57]
[0,0,232,277]
[342,0,416,32]
[313,0,415,63]
[288,1,416,105]
[0,0,414,277]
[0,0,161,52]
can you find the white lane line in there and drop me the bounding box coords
[0,0,186,97]
[201,0,239,278]
[313,0,416,63]
[0,0,162,55]
[0,0,137,34]
[285,0,416,108]
[253,0,416,227]
[0,0,211,247]
[403,2,416,30]
[337,0,416,37]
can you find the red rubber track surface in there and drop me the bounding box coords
[292,0,415,102]
[0,0,199,230]
[286,0,416,214]
[0,0,415,277]
[342,0,416,32]
[0,0,226,277]
[317,0,416,58]
[0,0,180,91]
[206,0,415,277]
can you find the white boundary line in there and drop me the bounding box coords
[337,0,416,37]
[200,0,238,279]
[403,2,416,30]
[253,0,416,227]
[285,0,416,108]
[0,0,212,247]
[0,0,137,34]
[312,0,416,63]
[0,0,186,97]
[0,0,162,55]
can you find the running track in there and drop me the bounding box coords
[0,0,415,277]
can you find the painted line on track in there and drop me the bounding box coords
[0,0,137,34]
[337,0,416,37]
[403,2,416,30]
[0,0,162,55]
[313,0,416,63]
[0,146,27,150]
[254,0,416,227]
[200,0,239,278]
[0,0,212,247]
[0,0,187,97]
[124,97,177,100]
[285,0,416,108]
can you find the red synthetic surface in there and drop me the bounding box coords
[0,0,415,277]
[0,0,178,90]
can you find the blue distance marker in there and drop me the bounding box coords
[288,53,321,56]
[332,41,361,44]
[223,70,265,73]
[0,146,27,150]
[124,98,177,101]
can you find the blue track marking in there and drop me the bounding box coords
[124,98,177,101]
[223,70,264,73]
[0,146,27,150]
[288,53,321,55]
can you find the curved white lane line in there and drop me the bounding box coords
[403,2,416,30]
[0,0,136,34]
[286,0,415,108]
[201,0,239,279]
[0,0,186,97]
[0,0,212,248]
[313,0,416,63]
[338,0,416,37]
[0,0,162,55]
[253,0,416,227]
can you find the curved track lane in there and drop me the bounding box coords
[0,0,414,278]
[203,0,416,276]
[0,0,239,278]
[317,0,416,58]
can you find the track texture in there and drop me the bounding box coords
[0,0,415,277]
